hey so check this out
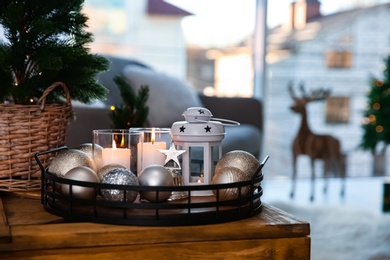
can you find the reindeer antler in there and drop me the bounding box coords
[288,81,331,102]
[310,88,331,101]
[288,81,298,101]
[299,82,309,97]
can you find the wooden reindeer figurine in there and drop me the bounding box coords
[288,83,346,201]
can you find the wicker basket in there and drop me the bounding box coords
[0,82,72,192]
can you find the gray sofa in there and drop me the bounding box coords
[66,55,263,159]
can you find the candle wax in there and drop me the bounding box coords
[138,142,166,172]
[102,148,131,169]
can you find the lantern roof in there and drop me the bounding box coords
[171,107,225,142]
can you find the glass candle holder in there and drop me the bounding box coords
[130,128,171,173]
[93,129,142,175]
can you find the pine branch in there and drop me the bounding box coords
[0,0,109,104]
[109,75,149,129]
[360,55,390,153]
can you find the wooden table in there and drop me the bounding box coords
[0,192,310,259]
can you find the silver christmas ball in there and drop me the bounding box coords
[97,163,126,182]
[75,143,103,171]
[215,150,260,179]
[48,149,97,177]
[138,165,173,202]
[61,166,99,200]
[101,168,139,203]
[211,166,250,201]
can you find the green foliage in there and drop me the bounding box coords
[0,0,109,104]
[360,55,390,153]
[109,75,149,129]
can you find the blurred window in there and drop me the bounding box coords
[326,50,353,68]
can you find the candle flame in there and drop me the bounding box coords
[112,139,117,150]
[151,128,155,144]
[198,173,204,183]
[120,134,125,147]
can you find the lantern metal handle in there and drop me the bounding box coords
[251,155,269,180]
[194,117,240,126]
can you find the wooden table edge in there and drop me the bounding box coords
[0,191,310,254]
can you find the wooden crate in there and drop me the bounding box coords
[0,192,310,259]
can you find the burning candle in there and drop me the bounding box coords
[102,139,131,169]
[137,128,167,172]
[198,173,205,183]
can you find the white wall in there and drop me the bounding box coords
[84,0,188,78]
[264,6,390,178]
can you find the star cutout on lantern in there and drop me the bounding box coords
[198,109,205,114]
[205,125,211,132]
[157,141,186,169]
[179,126,186,132]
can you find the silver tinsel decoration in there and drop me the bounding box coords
[48,149,97,177]
[101,168,139,202]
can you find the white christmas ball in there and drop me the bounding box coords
[138,165,173,202]
[61,166,99,200]
[48,149,97,177]
[101,168,139,203]
[75,143,103,171]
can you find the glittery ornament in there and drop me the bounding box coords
[48,149,97,177]
[138,165,174,202]
[75,143,93,158]
[61,166,100,200]
[76,143,103,170]
[212,166,250,201]
[101,168,139,202]
[97,163,126,181]
[215,150,260,179]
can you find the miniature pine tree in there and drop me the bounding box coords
[0,0,109,104]
[109,75,149,129]
[360,55,390,154]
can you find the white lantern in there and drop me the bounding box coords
[171,107,238,196]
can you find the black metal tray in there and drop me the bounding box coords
[35,147,265,226]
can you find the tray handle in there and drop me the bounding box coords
[34,146,69,174]
[251,155,269,181]
[35,146,69,204]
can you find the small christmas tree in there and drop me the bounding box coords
[109,76,149,129]
[0,0,109,104]
[360,55,390,154]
